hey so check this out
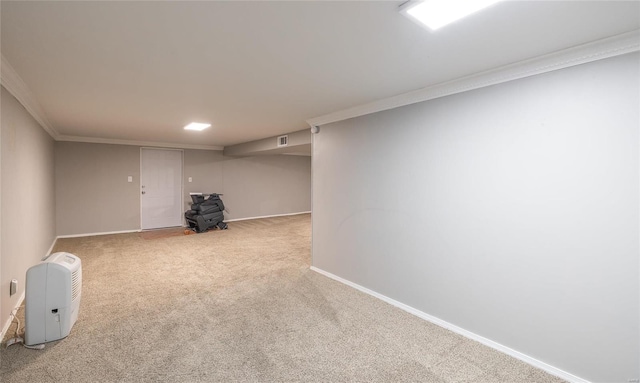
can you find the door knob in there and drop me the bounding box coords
[142,191,146,194]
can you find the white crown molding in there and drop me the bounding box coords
[307,29,640,128]
[1,55,224,150]
[1,54,60,139]
[57,135,224,151]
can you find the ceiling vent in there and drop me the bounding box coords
[277,135,288,147]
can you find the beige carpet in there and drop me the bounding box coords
[1,214,565,382]
[138,227,191,240]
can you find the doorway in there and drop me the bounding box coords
[140,148,183,230]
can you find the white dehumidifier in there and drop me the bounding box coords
[25,252,82,346]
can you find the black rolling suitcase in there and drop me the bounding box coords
[185,193,228,233]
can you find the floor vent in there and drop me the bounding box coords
[277,135,288,147]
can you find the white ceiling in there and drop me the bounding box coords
[2,1,639,148]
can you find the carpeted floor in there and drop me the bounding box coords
[138,227,190,240]
[0,214,565,382]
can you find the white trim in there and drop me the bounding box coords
[56,229,141,239]
[306,29,640,128]
[225,211,311,222]
[1,56,224,150]
[43,237,58,261]
[55,212,310,235]
[310,133,315,266]
[1,55,59,139]
[141,226,185,232]
[1,291,25,343]
[140,148,184,230]
[310,266,591,383]
[57,135,223,151]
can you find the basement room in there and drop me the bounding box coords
[1,1,638,383]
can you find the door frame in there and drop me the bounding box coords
[139,147,184,230]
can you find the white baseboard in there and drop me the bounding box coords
[1,291,25,343]
[309,266,590,383]
[225,211,311,222]
[55,212,312,237]
[57,229,141,239]
[42,236,58,260]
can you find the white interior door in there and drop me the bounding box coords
[140,148,183,230]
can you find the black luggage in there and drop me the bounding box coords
[185,193,228,233]
[190,194,224,214]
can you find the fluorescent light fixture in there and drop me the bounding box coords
[400,0,503,31]
[184,122,211,131]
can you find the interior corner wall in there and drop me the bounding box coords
[184,150,311,220]
[311,52,639,383]
[185,150,312,221]
[221,155,311,220]
[55,143,310,235]
[1,85,56,333]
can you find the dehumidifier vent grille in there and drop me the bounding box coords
[71,269,81,301]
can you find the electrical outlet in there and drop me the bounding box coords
[188,177,193,183]
[9,279,17,296]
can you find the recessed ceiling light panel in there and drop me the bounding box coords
[184,122,211,131]
[400,0,503,31]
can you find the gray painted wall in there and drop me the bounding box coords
[55,144,310,236]
[185,152,312,220]
[222,155,311,220]
[312,53,639,383]
[55,142,141,235]
[1,86,56,333]
[183,149,224,212]
[224,129,311,156]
